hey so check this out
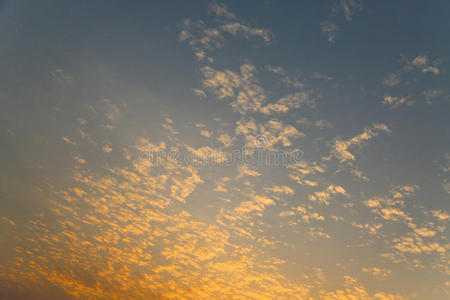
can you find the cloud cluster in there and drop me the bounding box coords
[330,123,391,163]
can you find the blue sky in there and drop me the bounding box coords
[0,1,449,299]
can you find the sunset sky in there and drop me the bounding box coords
[0,1,449,299]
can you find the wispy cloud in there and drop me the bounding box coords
[321,21,339,43]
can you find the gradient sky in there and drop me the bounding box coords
[0,1,449,299]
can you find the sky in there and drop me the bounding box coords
[0,0,449,299]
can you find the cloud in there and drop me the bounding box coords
[1,217,16,226]
[266,65,285,75]
[260,92,315,115]
[199,130,211,137]
[414,227,436,237]
[383,95,415,109]
[234,194,274,216]
[260,102,290,114]
[221,22,272,43]
[232,64,267,114]
[308,184,347,205]
[364,197,382,208]
[288,161,325,186]
[180,2,272,62]
[312,72,333,81]
[422,89,444,104]
[382,54,441,87]
[235,118,304,151]
[179,19,224,60]
[362,184,448,275]
[192,88,206,98]
[389,185,419,199]
[391,235,445,254]
[379,207,411,222]
[264,185,295,195]
[73,156,86,164]
[321,21,339,43]
[217,133,234,147]
[383,73,401,86]
[362,267,392,279]
[201,64,273,114]
[315,119,333,129]
[102,144,112,153]
[201,65,241,99]
[193,124,212,138]
[184,145,228,164]
[331,123,391,163]
[409,55,440,74]
[332,0,363,21]
[351,221,383,235]
[308,227,331,239]
[102,98,121,121]
[209,1,236,20]
[430,210,449,221]
[50,68,73,83]
[236,164,261,179]
[296,117,312,127]
[61,136,76,145]
[364,187,418,222]
[442,179,450,194]
[422,65,440,75]
[280,205,325,223]
[412,55,428,67]
[200,59,315,117]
